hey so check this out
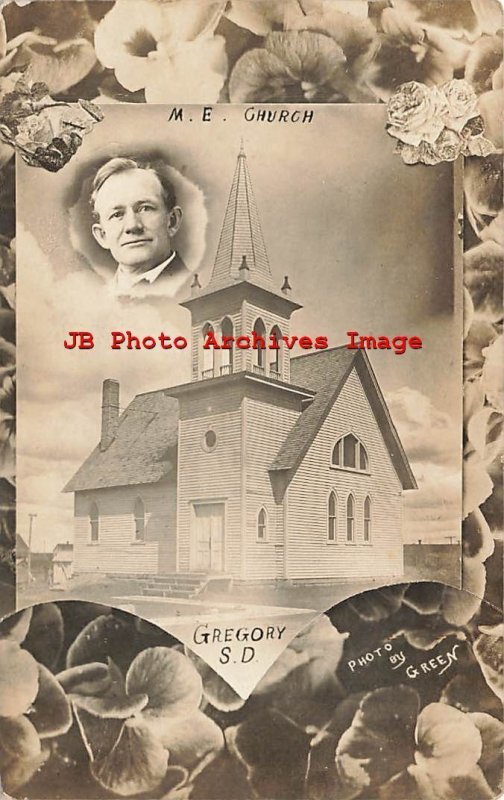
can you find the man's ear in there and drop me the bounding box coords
[167,206,182,237]
[92,222,109,251]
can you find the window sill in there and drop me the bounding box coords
[330,465,371,475]
[326,539,338,545]
[131,540,146,546]
[256,538,269,543]
[345,541,357,546]
[87,542,99,547]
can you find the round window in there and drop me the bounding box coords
[202,429,217,451]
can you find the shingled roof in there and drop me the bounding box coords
[271,347,417,491]
[63,390,179,492]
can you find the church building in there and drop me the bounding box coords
[64,147,417,585]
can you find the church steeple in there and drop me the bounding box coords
[209,143,275,293]
[181,144,302,384]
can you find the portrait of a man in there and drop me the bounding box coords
[91,157,191,296]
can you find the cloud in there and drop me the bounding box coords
[386,386,460,469]
[386,388,461,544]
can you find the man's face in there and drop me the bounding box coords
[92,169,181,273]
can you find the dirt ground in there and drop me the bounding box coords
[17,545,460,615]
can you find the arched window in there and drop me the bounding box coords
[269,325,282,378]
[257,507,267,540]
[220,317,234,375]
[134,497,145,542]
[364,496,371,542]
[253,318,266,372]
[328,491,337,542]
[346,495,355,542]
[332,434,369,472]
[89,502,99,543]
[202,322,215,378]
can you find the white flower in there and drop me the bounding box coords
[94,0,227,103]
[442,78,480,132]
[386,81,449,146]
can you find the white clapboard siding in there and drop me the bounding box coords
[177,399,242,575]
[243,397,299,579]
[287,368,404,580]
[73,480,176,575]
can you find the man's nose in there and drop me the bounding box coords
[123,208,143,232]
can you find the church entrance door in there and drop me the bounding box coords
[192,503,225,572]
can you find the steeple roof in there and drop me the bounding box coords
[207,143,275,293]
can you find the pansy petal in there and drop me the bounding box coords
[30,663,72,739]
[336,686,420,788]
[72,690,149,719]
[66,613,135,672]
[410,762,494,800]
[186,649,245,712]
[145,37,227,105]
[415,703,482,776]
[1,747,47,795]
[0,714,40,760]
[142,710,224,769]
[227,709,311,799]
[0,639,39,717]
[126,647,202,718]
[0,606,32,644]
[473,623,504,699]
[11,38,97,94]
[56,661,110,694]
[23,603,63,670]
[91,718,168,796]
[73,705,124,764]
[469,713,504,788]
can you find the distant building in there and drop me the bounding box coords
[52,543,74,586]
[65,147,416,584]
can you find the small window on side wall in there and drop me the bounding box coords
[134,497,145,542]
[257,507,267,540]
[346,494,355,542]
[364,496,371,542]
[328,491,337,542]
[89,501,99,543]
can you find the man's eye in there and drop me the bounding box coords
[109,210,123,220]
[139,204,154,212]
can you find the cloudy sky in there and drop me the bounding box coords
[17,104,461,554]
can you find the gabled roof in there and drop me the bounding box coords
[63,390,179,492]
[208,143,274,294]
[270,347,417,491]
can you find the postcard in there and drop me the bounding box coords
[0,1,502,799]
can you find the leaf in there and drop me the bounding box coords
[30,663,72,739]
[470,712,504,793]
[91,718,169,796]
[125,647,202,719]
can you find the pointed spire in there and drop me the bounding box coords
[208,143,274,291]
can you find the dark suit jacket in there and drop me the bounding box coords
[132,252,192,299]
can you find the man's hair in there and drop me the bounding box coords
[91,157,178,219]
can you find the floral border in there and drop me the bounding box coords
[0,1,501,637]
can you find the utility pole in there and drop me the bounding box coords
[28,513,37,581]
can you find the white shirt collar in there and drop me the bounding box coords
[112,251,177,294]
